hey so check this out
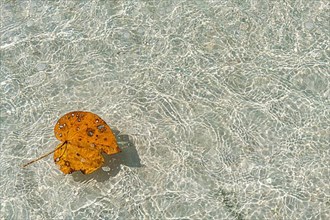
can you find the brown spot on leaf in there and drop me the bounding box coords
[97,124,106,132]
[86,128,95,137]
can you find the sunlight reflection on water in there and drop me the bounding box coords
[1,1,329,219]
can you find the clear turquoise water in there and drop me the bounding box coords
[1,0,329,219]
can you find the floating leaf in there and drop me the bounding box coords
[23,111,121,174]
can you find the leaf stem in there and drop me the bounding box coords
[22,141,66,168]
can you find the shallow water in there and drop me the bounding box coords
[1,0,329,219]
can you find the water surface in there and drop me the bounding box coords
[1,0,329,219]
